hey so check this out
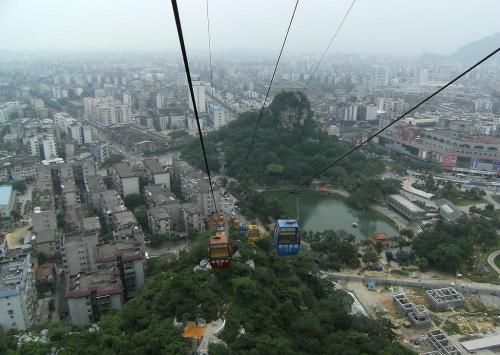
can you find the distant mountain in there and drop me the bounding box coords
[450,33,500,64]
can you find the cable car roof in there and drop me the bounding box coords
[276,219,299,227]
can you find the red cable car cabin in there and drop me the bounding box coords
[208,233,231,269]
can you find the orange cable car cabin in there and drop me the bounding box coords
[208,233,231,269]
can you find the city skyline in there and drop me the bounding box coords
[1,0,500,56]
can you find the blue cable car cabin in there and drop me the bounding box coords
[238,223,247,238]
[274,219,301,256]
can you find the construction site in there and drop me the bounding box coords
[339,280,500,354]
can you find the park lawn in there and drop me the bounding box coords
[454,197,487,206]
[463,249,500,285]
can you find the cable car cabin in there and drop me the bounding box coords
[238,223,247,238]
[274,219,301,256]
[217,213,225,227]
[247,224,261,243]
[208,233,231,269]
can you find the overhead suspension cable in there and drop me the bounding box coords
[303,0,356,90]
[171,0,219,213]
[205,0,214,95]
[276,47,500,202]
[243,0,300,162]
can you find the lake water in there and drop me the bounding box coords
[264,190,399,240]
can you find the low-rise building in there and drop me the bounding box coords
[66,272,123,326]
[111,211,138,240]
[111,163,139,197]
[386,194,425,221]
[61,218,100,276]
[61,178,80,209]
[435,199,464,223]
[369,232,397,249]
[89,142,110,163]
[84,175,107,208]
[143,158,170,187]
[95,241,145,300]
[147,207,171,235]
[0,254,37,331]
[144,184,181,229]
[99,190,127,228]
[181,203,205,232]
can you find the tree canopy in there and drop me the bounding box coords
[181,91,385,188]
[412,216,497,272]
[1,234,413,355]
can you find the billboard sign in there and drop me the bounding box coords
[471,158,480,169]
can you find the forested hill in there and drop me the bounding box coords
[0,235,414,354]
[181,91,385,187]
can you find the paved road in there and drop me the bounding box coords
[321,270,500,295]
[487,249,500,276]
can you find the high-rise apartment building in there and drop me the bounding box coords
[372,65,389,87]
[26,136,40,157]
[188,78,206,113]
[42,136,58,160]
[156,92,168,109]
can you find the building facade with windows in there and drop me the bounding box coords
[0,254,37,331]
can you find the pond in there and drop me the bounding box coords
[263,190,399,240]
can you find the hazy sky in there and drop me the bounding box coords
[1,0,499,56]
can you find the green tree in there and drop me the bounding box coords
[362,249,379,264]
[11,181,27,193]
[102,154,125,167]
[124,193,145,210]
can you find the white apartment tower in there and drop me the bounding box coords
[188,78,206,113]
[42,136,58,160]
[372,65,389,87]
[156,92,168,109]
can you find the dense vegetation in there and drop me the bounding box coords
[305,230,361,270]
[1,235,413,354]
[412,216,498,272]
[181,92,385,188]
[413,175,486,205]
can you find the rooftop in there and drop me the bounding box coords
[144,185,177,206]
[0,185,13,206]
[435,199,464,222]
[84,175,107,193]
[112,211,137,227]
[100,190,126,214]
[147,207,170,219]
[61,179,77,193]
[430,129,500,145]
[277,219,299,228]
[143,159,165,174]
[388,194,425,213]
[0,254,30,295]
[66,272,123,299]
[82,217,101,232]
[96,240,145,263]
[461,334,500,352]
[113,163,135,178]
